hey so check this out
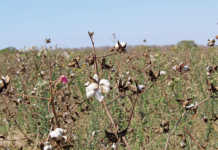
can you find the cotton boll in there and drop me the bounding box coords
[115,43,119,49]
[120,41,127,48]
[183,65,189,71]
[43,142,52,150]
[112,143,116,149]
[49,128,66,140]
[99,79,110,93]
[101,86,110,94]
[84,81,90,87]
[17,98,22,103]
[160,71,167,75]
[63,136,67,142]
[138,85,145,91]
[86,90,95,98]
[86,83,98,94]
[93,74,99,82]
[95,90,104,102]
[172,65,177,71]
[99,79,110,88]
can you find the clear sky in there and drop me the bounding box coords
[0,0,218,49]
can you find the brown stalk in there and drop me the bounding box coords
[102,100,117,130]
[88,32,99,76]
[45,46,59,128]
[48,62,59,127]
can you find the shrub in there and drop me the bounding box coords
[176,40,198,49]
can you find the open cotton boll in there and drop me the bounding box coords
[100,85,110,94]
[86,83,98,93]
[115,43,119,49]
[185,102,198,109]
[183,65,189,71]
[99,79,110,93]
[115,41,127,49]
[95,90,104,102]
[84,81,90,87]
[43,142,52,150]
[120,41,127,47]
[86,83,98,98]
[99,79,110,88]
[93,74,99,82]
[49,128,66,140]
[112,143,116,149]
[138,85,145,91]
[172,65,177,71]
[86,90,96,98]
[160,70,167,75]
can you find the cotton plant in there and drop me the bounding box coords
[85,74,110,102]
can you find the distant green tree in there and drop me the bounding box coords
[177,40,198,49]
[0,47,18,53]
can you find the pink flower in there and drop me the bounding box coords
[59,75,68,84]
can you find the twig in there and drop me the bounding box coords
[88,32,99,76]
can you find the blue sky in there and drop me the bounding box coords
[0,0,218,49]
